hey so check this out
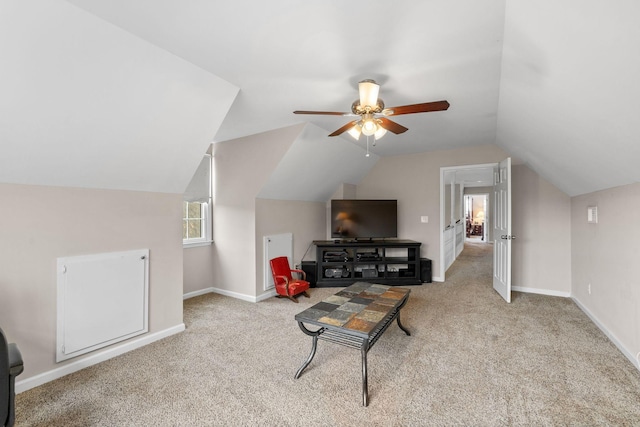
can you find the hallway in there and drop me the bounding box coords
[445,239,493,287]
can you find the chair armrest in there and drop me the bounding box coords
[291,269,306,281]
[274,275,289,284]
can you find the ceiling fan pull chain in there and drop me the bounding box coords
[366,135,370,157]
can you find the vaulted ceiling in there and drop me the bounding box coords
[2,0,639,197]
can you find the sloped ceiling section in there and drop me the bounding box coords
[496,1,640,196]
[0,0,239,194]
[62,0,506,157]
[257,124,380,202]
[4,0,638,197]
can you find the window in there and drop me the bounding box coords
[183,201,205,240]
[183,155,212,247]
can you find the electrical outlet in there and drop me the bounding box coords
[588,283,591,295]
[421,216,429,223]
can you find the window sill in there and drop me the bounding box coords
[183,240,213,249]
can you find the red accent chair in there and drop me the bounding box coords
[270,256,311,303]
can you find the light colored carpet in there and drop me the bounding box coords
[16,241,640,426]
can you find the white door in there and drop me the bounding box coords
[493,158,513,302]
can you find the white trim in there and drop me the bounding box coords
[183,201,212,247]
[183,288,216,300]
[184,286,278,303]
[572,297,640,372]
[512,286,570,298]
[15,324,185,394]
[183,240,213,249]
[256,289,278,302]
[210,286,278,303]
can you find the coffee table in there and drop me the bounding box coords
[294,282,411,406]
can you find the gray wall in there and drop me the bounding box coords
[511,164,572,295]
[355,144,509,279]
[200,141,573,296]
[571,182,640,367]
[0,183,184,386]
[208,125,304,300]
[255,198,326,296]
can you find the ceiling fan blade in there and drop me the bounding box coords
[329,120,359,137]
[377,117,408,134]
[293,110,350,116]
[384,100,450,116]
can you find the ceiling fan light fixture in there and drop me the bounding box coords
[361,117,377,136]
[293,80,450,139]
[359,79,379,109]
[374,125,387,139]
[347,123,362,140]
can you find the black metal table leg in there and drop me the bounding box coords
[395,298,411,336]
[361,339,369,407]
[396,313,411,336]
[294,284,413,407]
[295,322,322,379]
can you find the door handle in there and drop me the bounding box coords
[501,235,516,240]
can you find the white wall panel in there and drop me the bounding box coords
[57,249,149,362]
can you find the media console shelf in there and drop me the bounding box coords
[313,239,422,287]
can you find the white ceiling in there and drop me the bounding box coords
[2,0,639,197]
[64,0,505,154]
[0,0,239,194]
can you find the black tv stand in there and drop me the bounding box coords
[313,239,422,287]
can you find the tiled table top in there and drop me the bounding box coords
[295,282,410,337]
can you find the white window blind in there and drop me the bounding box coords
[184,156,211,203]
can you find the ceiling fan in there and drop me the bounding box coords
[293,79,450,140]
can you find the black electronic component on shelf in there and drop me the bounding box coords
[313,239,422,287]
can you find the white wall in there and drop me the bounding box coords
[497,0,640,197]
[355,147,572,294]
[183,245,215,297]
[255,198,326,297]
[0,0,238,194]
[571,183,640,369]
[356,144,509,279]
[0,183,184,389]
[211,125,305,300]
[511,164,572,295]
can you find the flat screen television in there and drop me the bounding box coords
[331,199,397,239]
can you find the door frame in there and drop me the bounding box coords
[465,193,490,242]
[438,163,497,282]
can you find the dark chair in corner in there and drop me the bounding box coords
[270,256,311,303]
[1,327,23,427]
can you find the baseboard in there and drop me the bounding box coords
[256,288,278,302]
[571,296,640,373]
[183,287,216,300]
[15,323,185,394]
[512,286,571,298]
[186,286,277,303]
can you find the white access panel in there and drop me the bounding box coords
[56,249,149,362]
[264,233,293,291]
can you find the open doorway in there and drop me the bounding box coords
[440,159,513,302]
[464,194,488,242]
[439,163,496,282]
